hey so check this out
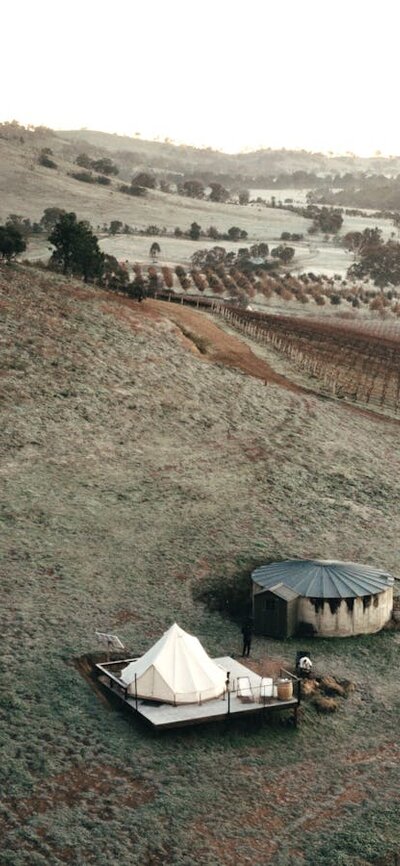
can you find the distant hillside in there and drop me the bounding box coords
[58,128,400,179]
[0,121,314,234]
[2,121,400,239]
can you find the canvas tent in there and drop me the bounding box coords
[121,623,227,704]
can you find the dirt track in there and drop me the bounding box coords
[148,299,400,425]
[151,300,307,392]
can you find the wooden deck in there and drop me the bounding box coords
[95,656,300,730]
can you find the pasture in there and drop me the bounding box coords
[1,264,399,866]
[22,196,396,279]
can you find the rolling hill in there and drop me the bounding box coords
[1,261,400,865]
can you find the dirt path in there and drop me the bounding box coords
[150,300,315,394]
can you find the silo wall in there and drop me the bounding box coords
[297,587,393,637]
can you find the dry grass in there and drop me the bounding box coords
[300,678,319,697]
[318,675,347,697]
[1,263,400,866]
[312,695,339,713]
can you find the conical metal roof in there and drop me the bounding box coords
[252,559,394,599]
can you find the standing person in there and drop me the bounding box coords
[241,617,253,657]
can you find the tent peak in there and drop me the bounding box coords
[120,622,226,705]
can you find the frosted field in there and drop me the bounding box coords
[25,233,353,278]
[250,187,310,205]
[23,190,396,278]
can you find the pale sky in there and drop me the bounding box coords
[2,0,400,156]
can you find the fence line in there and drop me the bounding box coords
[154,292,400,414]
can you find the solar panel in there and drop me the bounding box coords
[95,632,125,650]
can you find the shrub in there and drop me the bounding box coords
[39,154,57,169]
[161,266,174,288]
[70,171,95,184]
[91,158,119,176]
[147,267,159,297]
[132,172,156,189]
[96,174,111,185]
[40,207,66,231]
[0,224,27,260]
[5,214,31,237]
[109,220,123,235]
[76,153,92,168]
[280,232,303,242]
[369,295,386,311]
[101,254,129,291]
[130,185,146,196]
[146,225,161,236]
[205,270,224,293]
[175,266,191,289]
[271,244,295,263]
[119,184,146,197]
[190,269,207,292]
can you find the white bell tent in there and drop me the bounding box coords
[121,623,227,704]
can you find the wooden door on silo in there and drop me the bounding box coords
[254,590,287,638]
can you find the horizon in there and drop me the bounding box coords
[2,0,400,157]
[37,126,400,161]
[2,118,400,162]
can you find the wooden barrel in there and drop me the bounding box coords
[277,678,293,701]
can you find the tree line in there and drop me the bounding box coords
[4,207,400,292]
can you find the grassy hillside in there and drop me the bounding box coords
[1,263,399,865]
[1,123,398,281]
[59,128,400,177]
[0,132,311,237]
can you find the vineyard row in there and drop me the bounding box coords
[214,306,400,414]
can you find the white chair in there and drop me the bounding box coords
[237,676,255,703]
[259,677,274,702]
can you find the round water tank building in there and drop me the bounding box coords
[251,559,394,638]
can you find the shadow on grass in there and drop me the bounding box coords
[192,552,290,625]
